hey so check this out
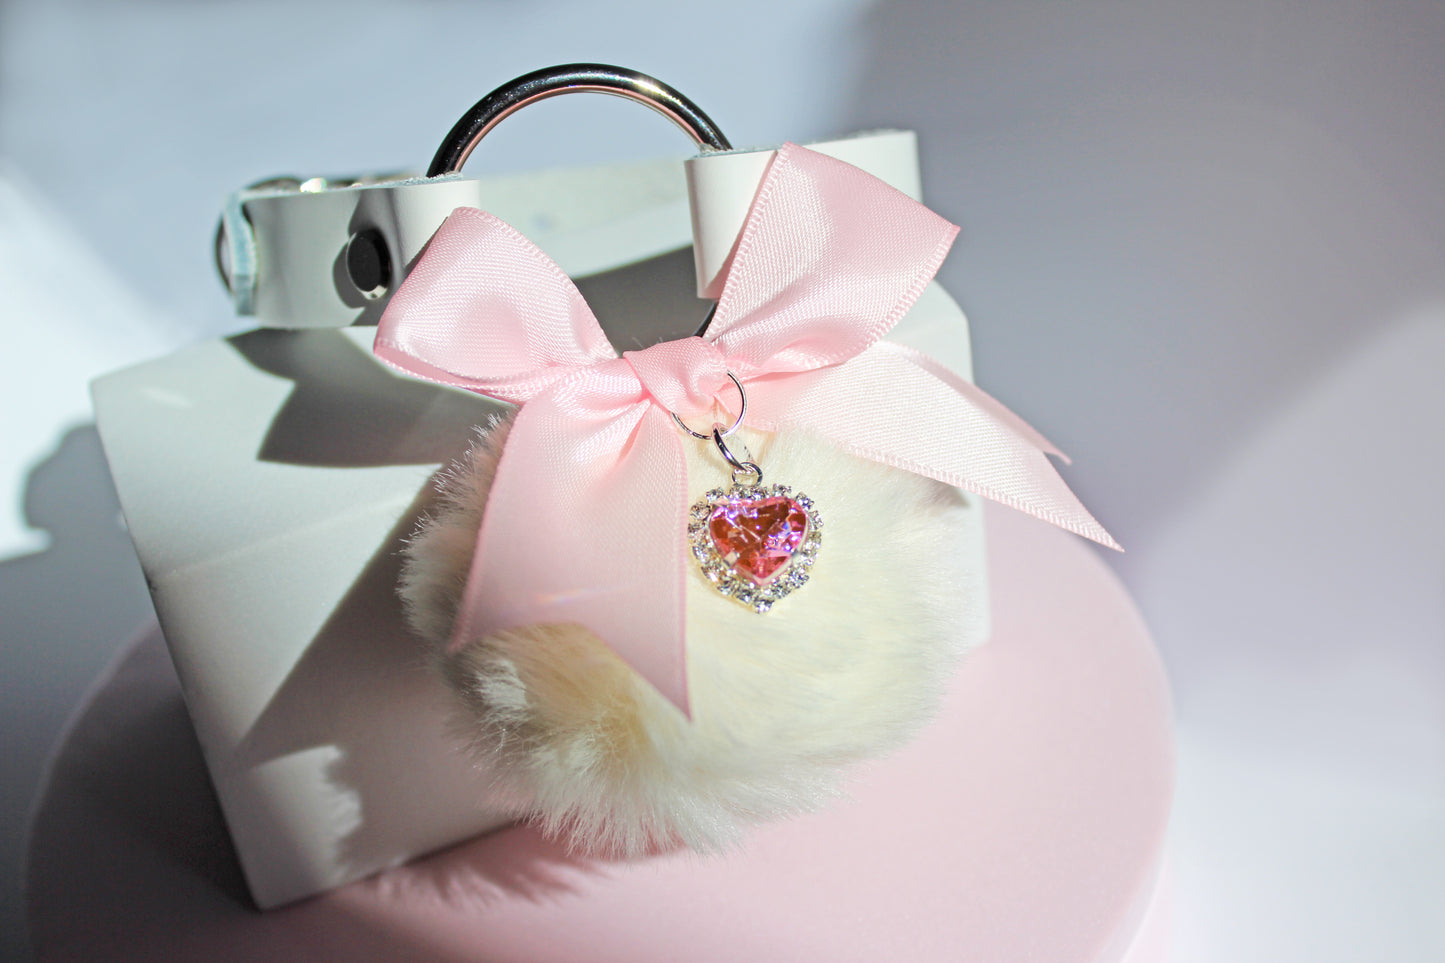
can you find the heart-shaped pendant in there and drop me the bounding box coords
[688,483,823,612]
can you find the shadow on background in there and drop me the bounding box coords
[0,427,154,963]
[228,329,498,468]
[26,625,609,963]
[575,246,710,351]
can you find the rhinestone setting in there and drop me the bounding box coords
[688,483,823,613]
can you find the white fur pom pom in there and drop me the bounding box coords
[399,414,985,857]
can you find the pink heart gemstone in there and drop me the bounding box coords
[708,496,810,584]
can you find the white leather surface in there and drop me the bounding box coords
[242,157,695,328]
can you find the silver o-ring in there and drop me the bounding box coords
[429,63,731,177]
[670,371,747,440]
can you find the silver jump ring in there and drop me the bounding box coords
[670,371,747,440]
[712,427,764,487]
[429,63,732,177]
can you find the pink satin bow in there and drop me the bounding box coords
[374,143,1117,715]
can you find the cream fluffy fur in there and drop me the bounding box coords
[400,413,985,857]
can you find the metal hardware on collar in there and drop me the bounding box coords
[344,228,392,300]
[216,65,729,327]
[214,172,413,309]
[428,63,731,177]
[670,371,747,440]
[430,65,731,338]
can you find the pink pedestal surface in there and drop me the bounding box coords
[26,505,1173,962]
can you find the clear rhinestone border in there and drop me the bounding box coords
[687,483,823,614]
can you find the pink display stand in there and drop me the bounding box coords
[26,505,1173,962]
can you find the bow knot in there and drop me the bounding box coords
[623,337,729,419]
[374,143,1116,716]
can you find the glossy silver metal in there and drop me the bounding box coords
[428,63,732,177]
[344,228,391,300]
[670,371,747,440]
[213,172,412,296]
[712,427,764,487]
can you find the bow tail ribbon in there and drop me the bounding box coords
[746,342,1119,549]
[458,379,695,712]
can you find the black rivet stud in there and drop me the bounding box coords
[345,228,391,300]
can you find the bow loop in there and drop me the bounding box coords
[374,207,615,404]
[707,143,959,378]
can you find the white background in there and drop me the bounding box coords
[1,1,1441,961]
